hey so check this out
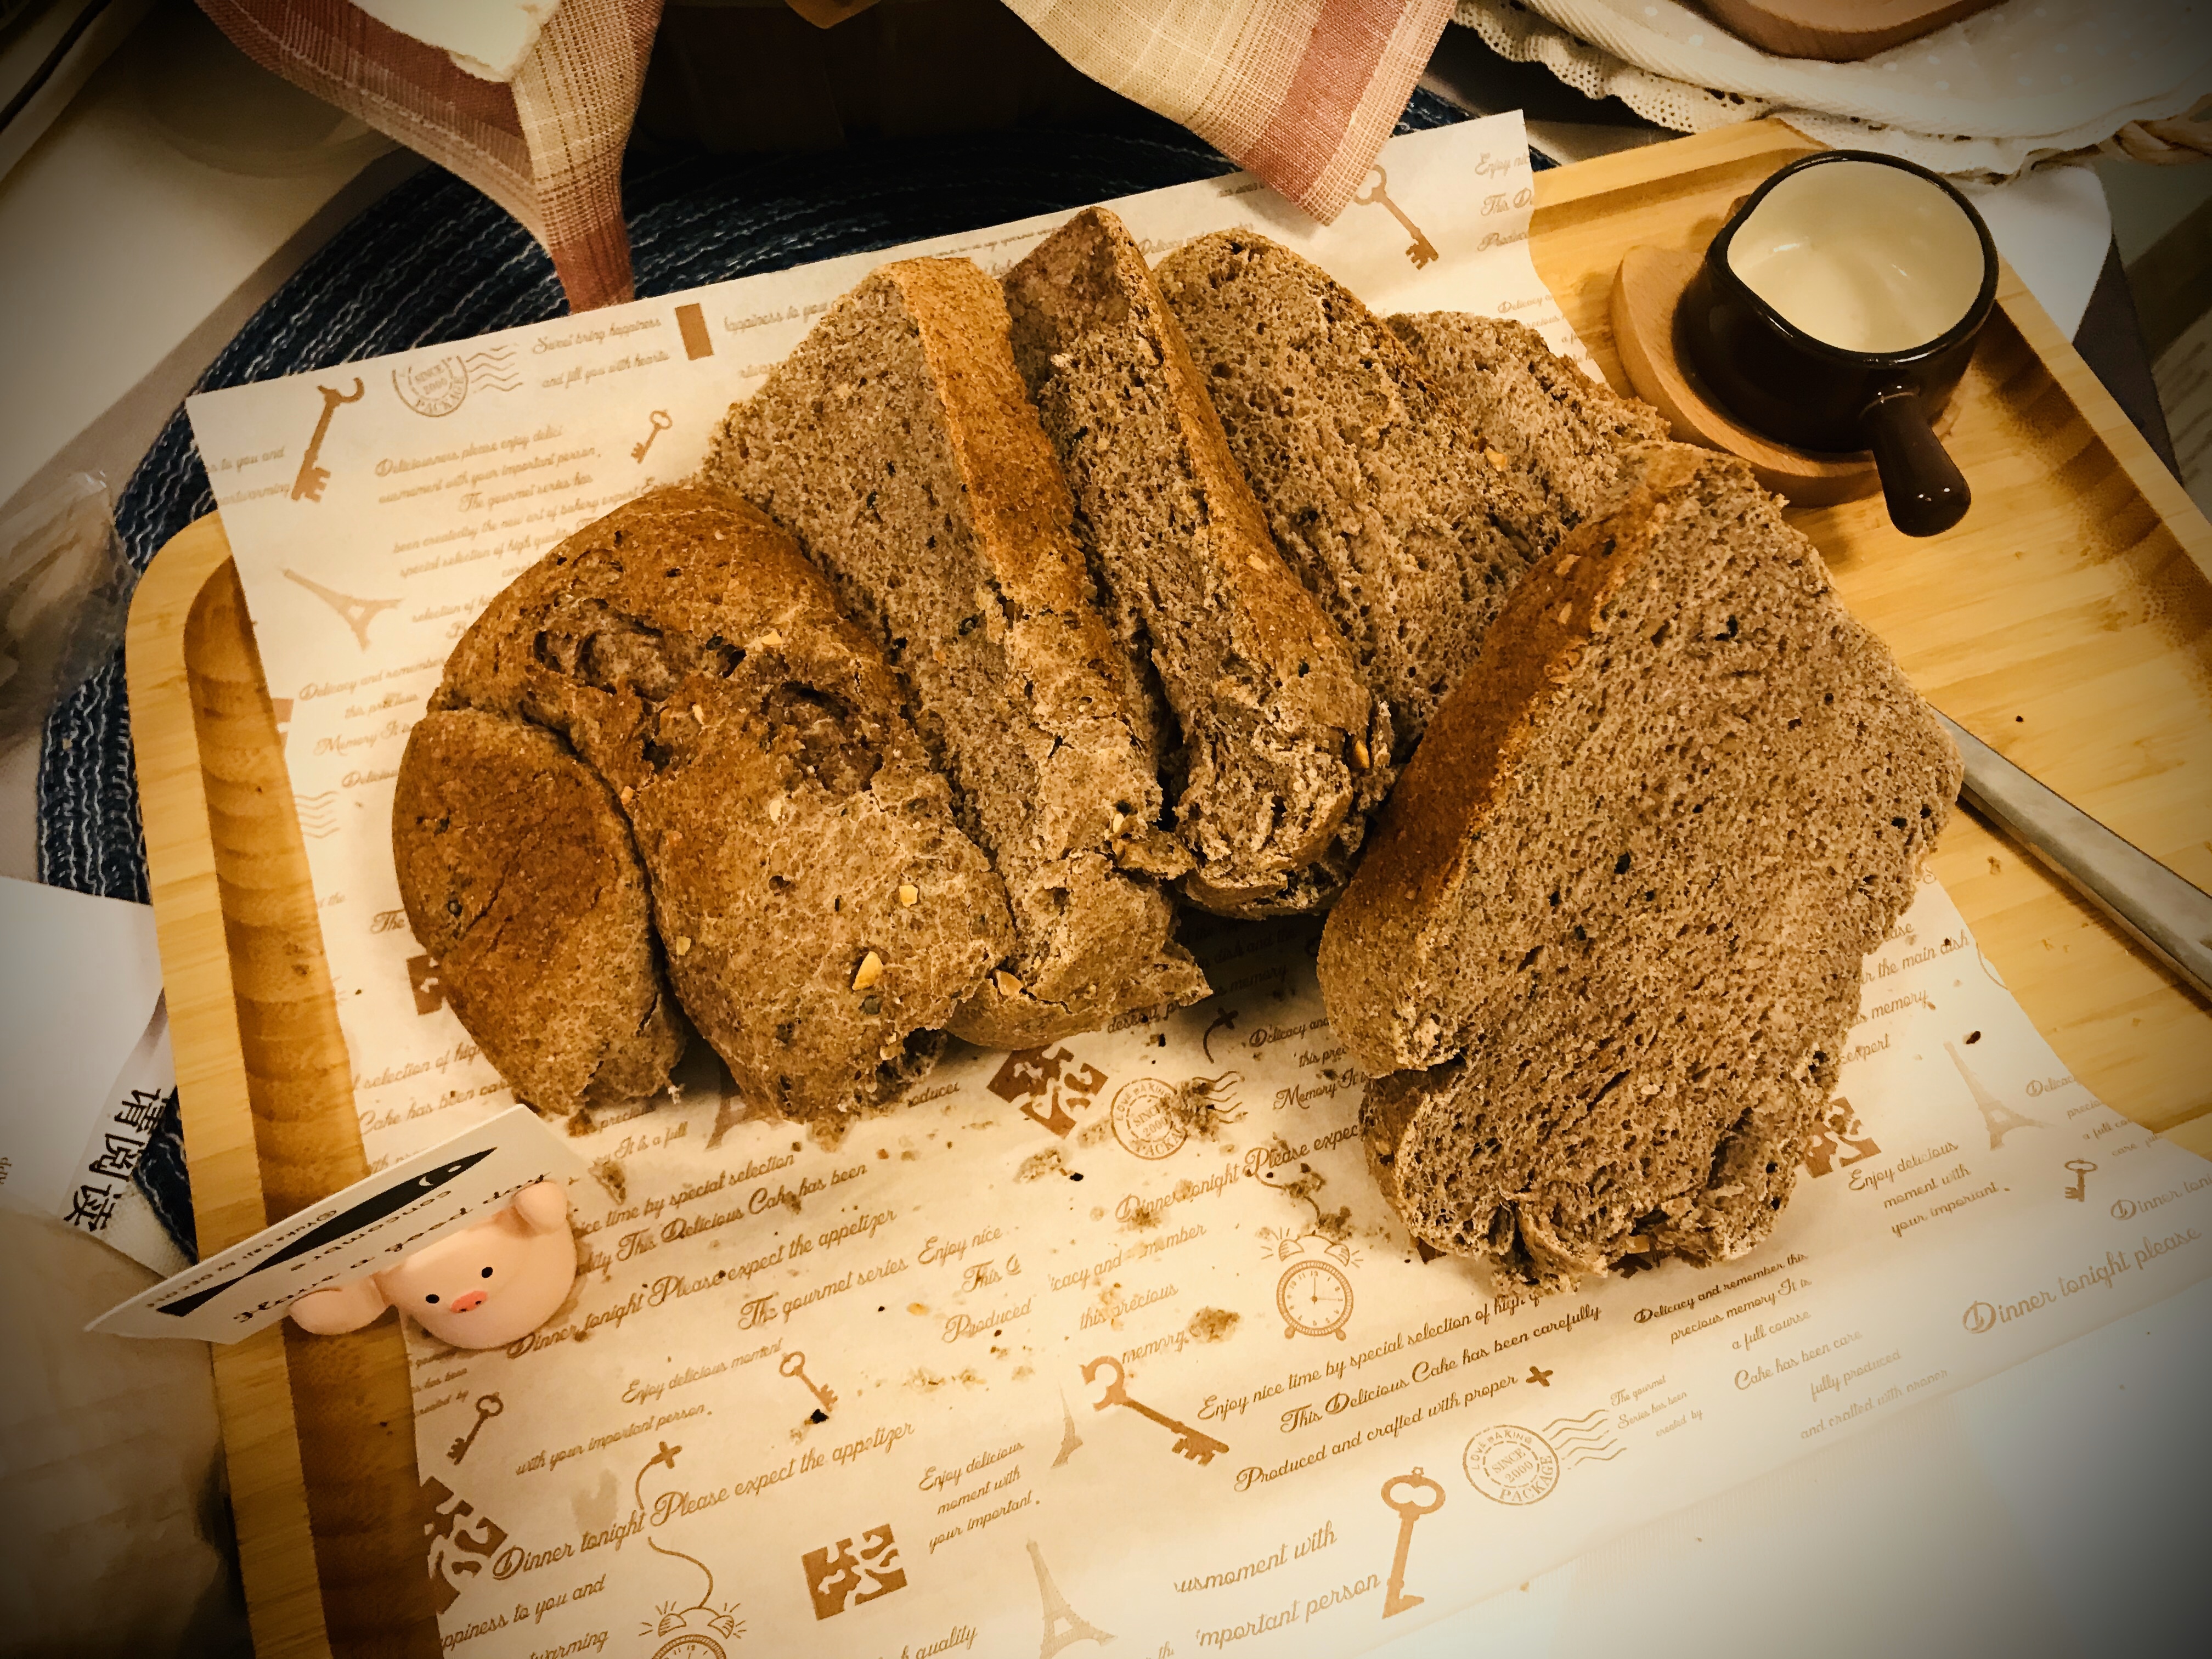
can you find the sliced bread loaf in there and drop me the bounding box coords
[1388,311,1669,540]
[420,482,1015,1123]
[394,708,684,1119]
[1316,447,1960,1285]
[705,257,1209,1045]
[1152,230,1541,759]
[1002,207,1382,917]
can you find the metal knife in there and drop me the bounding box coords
[1936,712,2212,1002]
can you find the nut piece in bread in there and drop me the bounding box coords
[394,708,684,1119]
[1003,207,1380,917]
[706,256,1209,1045]
[419,482,1015,1122]
[1318,448,1961,1286]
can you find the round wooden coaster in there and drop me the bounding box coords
[1609,243,1954,509]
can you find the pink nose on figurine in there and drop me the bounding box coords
[449,1290,488,1314]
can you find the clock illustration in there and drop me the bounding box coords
[1278,1257,1353,1340]
[653,1638,727,1659]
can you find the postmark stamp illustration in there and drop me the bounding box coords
[392,347,521,417]
[1462,1424,1560,1505]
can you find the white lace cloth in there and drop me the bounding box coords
[1458,0,2212,176]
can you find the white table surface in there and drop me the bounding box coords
[1,15,2200,1654]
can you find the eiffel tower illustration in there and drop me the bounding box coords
[1052,1390,1083,1468]
[1029,1539,1113,1657]
[1945,1042,2044,1149]
[283,568,401,650]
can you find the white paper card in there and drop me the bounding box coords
[0,874,182,1272]
[92,1104,585,1340]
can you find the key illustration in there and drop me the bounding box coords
[283,567,401,650]
[1354,167,1440,269]
[1380,1466,1445,1618]
[1080,1354,1227,1465]
[292,377,365,501]
[447,1392,503,1465]
[782,1349,838,1418]
[2064,1158,2096,1201]
[632,408,673,463]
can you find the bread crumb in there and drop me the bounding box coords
[673,936,692,956]
[853,950,885,991]
[589,1157,626,1202]
[1351,738,1371,770]
[691,703,706,725]
[618,785,633,804]
[898,882,919,907]
[1121,1198,1164,1231]
[994,969,1025,998]
[767,797,786,823]
[1555,555,1579,576]
[1556,603,1573,626]
[1265,1154,1353,1243]
[754,629,784,649]
[1017,1148,1068,1182]
[1486,448,1510,472]
[907,1304,929,1317]
[1186,1307,1240,1344]
[1161,1072,1244,1142]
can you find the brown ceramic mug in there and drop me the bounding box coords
[1680,151,1999,537]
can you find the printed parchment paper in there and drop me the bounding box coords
[185,116,2212,1658]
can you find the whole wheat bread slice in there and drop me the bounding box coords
[705,257,1209,1044]
[1003,208,1382,917]
[1388,311,1669,544]
[394,708,685,1119]
[419,483,1015,1124]
[1317,448,1960,1286]
[1152,230,1541,758]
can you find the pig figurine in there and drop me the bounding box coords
[287,1180,576,1348]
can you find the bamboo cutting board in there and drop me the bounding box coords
[126,120,2212,1658]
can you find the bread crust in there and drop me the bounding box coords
[1321,447,1710,1053]
[413,482,1014,1121]
[1003,208,1378,915]
[393,708,684,1118]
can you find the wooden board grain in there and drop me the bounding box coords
[127,119,2212,1646]
[127,518,440,1659]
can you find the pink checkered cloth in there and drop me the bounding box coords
[199,0,663,312]
[194,0,1455,314]
[1008,0,1457,223]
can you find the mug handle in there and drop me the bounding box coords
[1861,386,1970,537]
